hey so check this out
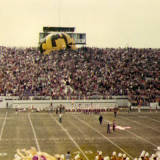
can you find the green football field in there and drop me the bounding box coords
[0,109,160,160]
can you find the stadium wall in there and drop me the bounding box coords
[0,97,159,109]
[0,99,128,109]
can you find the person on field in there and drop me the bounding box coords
[107,122,111,134]
[112,120,116,132]
[113,107,118,118]
[99,114,103,125]
[59,113,62,123]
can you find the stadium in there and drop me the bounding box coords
[0,38,160,160]
[0,1,160,160]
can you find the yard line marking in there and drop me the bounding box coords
[95,115,158,148]
[50,114,89,160]
[120,116,160,133]
[100,116,157,148]
[150,118,160,123]
[28,113,41,152]
[4,136,146,142]
[4,135,158,142]
[122,128,157,147]
[68,120,89,137]
[91,114,158,147]
[0,112,7,141]
[74,115,134,160]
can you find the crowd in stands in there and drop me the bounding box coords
[0,46,159,106]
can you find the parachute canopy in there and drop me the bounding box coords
[39,32,76,55]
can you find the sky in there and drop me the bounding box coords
[0,0,160,48]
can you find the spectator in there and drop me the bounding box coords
[65,151,71,160]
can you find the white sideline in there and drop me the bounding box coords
[120,116,160,133]
[3,137,137,141]
[50,114,89,160]
[0,112,7,141]
[74,115,134,160]
[28,113,41,152]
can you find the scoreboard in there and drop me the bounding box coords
[68,33,86,44]
[39,32,86,45]
[39,26,86,45]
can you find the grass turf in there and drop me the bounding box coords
[0,109,159,160]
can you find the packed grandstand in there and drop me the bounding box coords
[0,46,159,106]
[0,45,160,160]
